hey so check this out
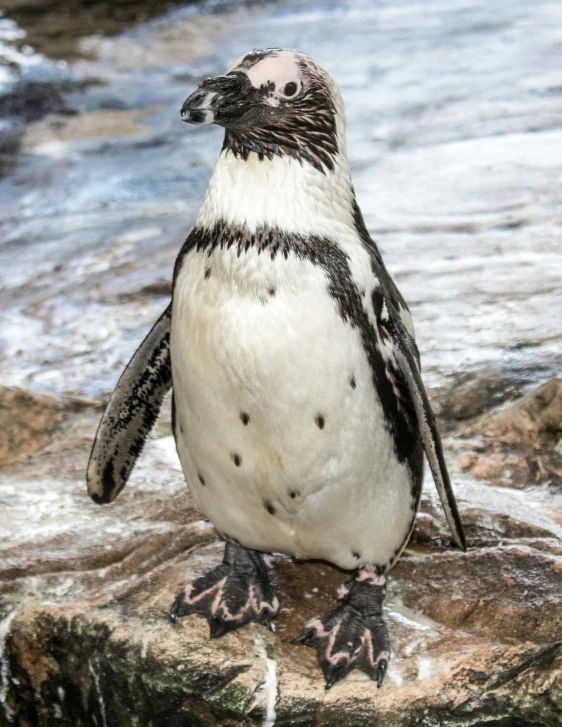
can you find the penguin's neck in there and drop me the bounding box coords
[195,148,357,238]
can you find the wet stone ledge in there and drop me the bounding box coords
[0,378,561,726]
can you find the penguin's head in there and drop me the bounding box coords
[181,49,345,171]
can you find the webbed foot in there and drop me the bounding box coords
[170,542,280,637]
[294,571,389,689]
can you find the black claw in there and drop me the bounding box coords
[209,615,227,639]
[169,593,185,623]
[209,623,223,639]
[376,659,387,688]
[324,660,349,690]
[292,628,315,646]
[261,615,273,632]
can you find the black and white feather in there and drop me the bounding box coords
[87,305,171,503]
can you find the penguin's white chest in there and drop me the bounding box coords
[171,242,415,570]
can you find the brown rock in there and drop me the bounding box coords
[0,386,63,466]
[458,378,562,488]
[396,547,562,643]
[430,371,525,423]
[457,452,477,470]
[474,378,562,450]
[3,542,562,726]
[411,494,561,551]
[1,401,561,725]
[470,452,528,481]
[0,385,102,466]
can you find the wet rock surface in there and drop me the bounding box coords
[455,379,562,489]
[2,0,199,61]
[0,385,102,466]
[2,410,562,726]
[1,0,562,724]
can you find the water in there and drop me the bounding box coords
[0,0,560,402]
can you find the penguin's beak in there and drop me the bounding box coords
[181,72,255,128]
[180,86,218,126]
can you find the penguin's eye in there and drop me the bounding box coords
[279,81,299,99]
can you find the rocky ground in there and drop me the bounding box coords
[0,0,561,725]
[1,377,561,727]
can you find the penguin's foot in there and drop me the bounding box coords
[293,570,389,689]
[169,542,280,637]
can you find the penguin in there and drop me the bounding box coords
[87,48,466,689]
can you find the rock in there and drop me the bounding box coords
[0,16,74,175]
[22,108,158,152]
[1,396,561,725]
[473,378,562,450]
[411,492,562,551]
[0,385,101,466]
[397,547,562,643]
[1,0,197,61]
[430,371,526,423]
[457,452,477,470]
[456,378,562,488]
[470,452,530,483]
[117,280,173,302]
[3,542,562,726]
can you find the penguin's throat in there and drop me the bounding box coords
[195,146,356,237]
[222,127,337,175]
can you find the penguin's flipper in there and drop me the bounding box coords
[382,308,467,551]
[87,303,172,504]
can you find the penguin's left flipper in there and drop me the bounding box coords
[170,542,281,637]
[383,308,467,551]
[87,303,172,504]
[294,573,389,689]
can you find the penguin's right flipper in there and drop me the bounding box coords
[384,313,467,552]
[87,303,172,504]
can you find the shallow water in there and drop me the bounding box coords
[0,0,561,402]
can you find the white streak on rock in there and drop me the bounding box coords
[252,634,278,727]
[141,636,149,659]
[0,610,17,722]
[416,656,433,681]
[387,663,403,687]
[263,651,277,726]
[88,658,108,727]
